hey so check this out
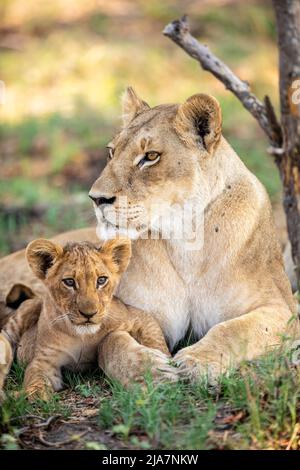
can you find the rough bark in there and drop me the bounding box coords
[163,5,300,286]
[273,0,300,284]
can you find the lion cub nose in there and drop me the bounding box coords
[89,194,116,207]
[79,310,97,319]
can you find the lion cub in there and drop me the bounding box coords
[0,238,171,400]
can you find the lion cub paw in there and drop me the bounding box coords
[133,346,179,385]
[25,380,53,402]
[0,333,13,399]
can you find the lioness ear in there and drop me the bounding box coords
[174,94,222,153]
[122,87,150,127]
[26,239,63,280]
[101,238,132,275]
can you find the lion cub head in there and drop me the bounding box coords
[89,87,222,239]
[26,238,131,333]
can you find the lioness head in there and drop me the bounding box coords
[26,238,131,332]
[89,87,222,239]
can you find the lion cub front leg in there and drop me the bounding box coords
[0,298,41,400]
[0,333,13,401]
[24,349,63,401]
[126,306,171,357]
[98,330,177,387]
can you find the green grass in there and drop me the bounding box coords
[0,363,70,433]
[230,137,281,200]
[0,178,63,207]
[0,0,293,450]
[199,3,276,41]
[63,368,103,398]
[0,0,282,257]
[95,346,300,450]
[0,107,111,163]
[0,198,94,256]
[2,343,299,450]
[99,378,216,449]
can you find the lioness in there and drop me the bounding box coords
[0,88,299,384]
[0,238,172,400]
[89,88,299,381]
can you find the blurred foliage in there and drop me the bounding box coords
[0,0,281,255]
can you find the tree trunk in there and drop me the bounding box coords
[273,0,300,287]
[164,2,300,287]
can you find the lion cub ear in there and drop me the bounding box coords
[26,239,63,280]
[100,238,132,275]
[174,94,222,153]
[122,87,150,127]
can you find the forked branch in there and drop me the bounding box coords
[163,15,283,150]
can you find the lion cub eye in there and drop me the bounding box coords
[62,278,76,288]
[137,151,161,169]
[97,276,108,288]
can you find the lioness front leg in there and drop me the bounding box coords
[24,352,63,401]
[175,305,299,384]
[98,331,178,387]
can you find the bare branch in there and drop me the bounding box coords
[267,146,285,156]
[264,95,283,148]
[163,15,282,148]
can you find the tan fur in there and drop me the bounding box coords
[0,334,12,401]
[0,298,41,399]
[1,238,172,400]
[89,88,300,382]
[0,89,299,386]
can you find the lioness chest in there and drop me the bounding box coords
[116,239,235,350]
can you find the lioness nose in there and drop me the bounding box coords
[89,194,116,207]
[79,310,97,319]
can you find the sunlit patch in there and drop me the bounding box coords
[0,337,7,365]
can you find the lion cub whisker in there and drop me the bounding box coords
[50,313,69,326]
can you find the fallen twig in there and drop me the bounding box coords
[286,423,300,450]
[36,429,90,448]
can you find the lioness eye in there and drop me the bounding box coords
[106,147,114,160]
[63,278,75,288]
[137,151,161,169]
[146,151,160,161]
[97,276,108,288]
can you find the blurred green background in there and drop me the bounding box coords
[0,0,281,255]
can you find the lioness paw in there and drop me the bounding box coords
[174,348,222,386]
